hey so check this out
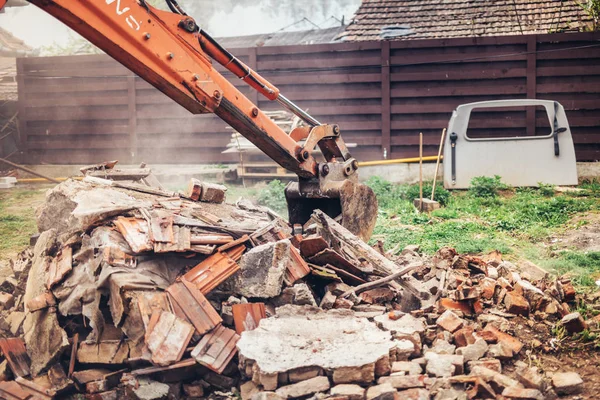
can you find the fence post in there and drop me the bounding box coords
[526,35,537,136]
[127,75,137,164]
[16,58,27,159]
[381,41,391,159]
[248,47,259,106]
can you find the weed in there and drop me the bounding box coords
[538,182,556,197]
[469,175,510,198]
[405,182,451,206]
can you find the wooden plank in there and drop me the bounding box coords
[381,41,391,159]
[257,55,382,71]
[16,58,28,152]
[128,75,138,163]
[46,246,72,289]
[0,338,31,377]
[248,47,259,105]
[527,35,537,136]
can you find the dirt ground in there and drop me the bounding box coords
[550,212,600,252]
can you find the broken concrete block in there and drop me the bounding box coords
[453,326,476,348]
[430,339,456,355]
[365,382,398,400]
[501,387,544,400]
[504,292,530,316]
[275,376,330,399]
[393,340,416,361]
[319,291,336,310]
[551,372,583,395]
[467,358,502,374]
[237,306,397,384]
[259,371,279,391]
[560,312,587,334]
[272,283,317,307]
[391,362,422,376]
[330,384,366,400]
[133,377,171,400]
[377,375,426,389]
[455,339,488,362]
[232,240,289,298]
[469,366,522,393]
[375,355,391,377]
[486,341,514,360]
[425,353,463,377]
[200,182,227,203]
[287,366,322,383]
[515,365,545,391]
[436,310,464,333]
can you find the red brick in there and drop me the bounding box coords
[436,310,464,333]
[438,298,472,315]
[483,325,523,354]
[504,292,530,316]
[453,327,476,348]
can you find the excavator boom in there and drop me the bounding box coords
[12,0,378,240]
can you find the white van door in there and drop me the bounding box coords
[443,99,578,189]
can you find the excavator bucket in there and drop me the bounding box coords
[285,177,378,242]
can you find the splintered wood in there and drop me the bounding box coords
[46,246,72,289]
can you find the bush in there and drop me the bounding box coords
[469,175,509,198]
[365,176,402,209]
[256,180,288,215]
[405,182,451,206]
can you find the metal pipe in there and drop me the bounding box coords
[358,155,441,167]
[276,95,321,127]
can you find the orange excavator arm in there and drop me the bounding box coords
[17,0,378,239]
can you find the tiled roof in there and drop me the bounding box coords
[340,0,594,41]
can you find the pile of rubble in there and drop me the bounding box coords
[0,164,592,399]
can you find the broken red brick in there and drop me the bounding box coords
[436,310,464,333]
[560,312,587,334]
[562,282,576,302]
[504,292,530,316]
[483,325,523,354]
[438,298,472,315]
[453,326,476,348]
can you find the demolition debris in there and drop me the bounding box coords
[0,163,594,399]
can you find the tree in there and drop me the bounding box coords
[577,0,599,30]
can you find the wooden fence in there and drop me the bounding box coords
[16,31,600,165]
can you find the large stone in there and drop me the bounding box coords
[374,313,426,336]
[398,388,430,400]
[330,384,366,400]
[237,306,397,378]
[551,372,583,395]
[22,229,70,377]
[133,378,170,400]
[275,376,330,399]
[366,383,398,400]
[501,387,544,400]
[377,375,426,389]
[560,312,587,334]
[233,240,289,298]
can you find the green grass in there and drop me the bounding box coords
[366,177,600,287]
[0,187,47,261]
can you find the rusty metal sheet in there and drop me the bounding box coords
[0,381,32,400]
[299,236,329,258]
[0,338,31,378]
[183,251,240,295]
[232,303,266,334]
[113,217,153,253]
[46,246,72,289]
[166,279,222,335]
[149,210,174,243]
[191,325,240,374]
[145,311,194,367]
[285,246,311,285]
[154,226,191,253]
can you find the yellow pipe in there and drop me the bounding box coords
[17,177,83,183]
[358,155,442,167]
